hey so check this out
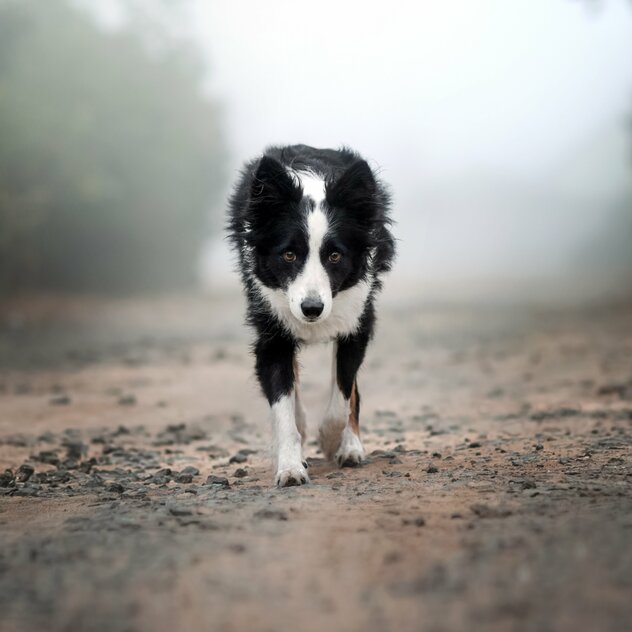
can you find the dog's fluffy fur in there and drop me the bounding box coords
[227,144,395,486]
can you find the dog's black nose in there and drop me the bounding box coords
[301,297,324,319]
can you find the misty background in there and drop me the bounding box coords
[1,0,631,303]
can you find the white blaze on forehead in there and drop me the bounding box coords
[299,208,330,297]
[306,207,328,257]
[285,206,332,322]
[295,170,326,208]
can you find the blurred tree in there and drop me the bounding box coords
[0,0,226,293]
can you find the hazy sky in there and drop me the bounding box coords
[185,1,632,297]
[91,0,632,298]
[191,1,632,175]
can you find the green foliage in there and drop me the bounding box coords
[0,0,226,293]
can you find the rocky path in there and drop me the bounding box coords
[0,296,631,632]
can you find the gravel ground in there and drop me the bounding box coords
[0,294,631,632]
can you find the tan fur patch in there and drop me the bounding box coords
[349,381,360,437]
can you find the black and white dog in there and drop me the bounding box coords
[227,145,395,487]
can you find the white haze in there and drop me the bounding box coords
[91,0,632,302]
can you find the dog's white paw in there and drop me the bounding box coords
[336,448,363,467]
[275,463,310,487]
[335,427,364,468]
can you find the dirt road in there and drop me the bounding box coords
[1,294,631,632]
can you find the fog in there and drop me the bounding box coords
[191,0,632,301]
[2,0,631,301]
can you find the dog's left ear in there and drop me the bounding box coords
[326,160,378,226]
[250,156,301,210]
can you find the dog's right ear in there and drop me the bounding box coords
[250,156,301,210]
[326,159,378,228]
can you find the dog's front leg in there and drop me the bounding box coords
[255,334,308,487]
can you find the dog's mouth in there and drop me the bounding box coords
[300,314,324,324]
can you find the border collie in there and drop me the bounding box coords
[227,144,395,487]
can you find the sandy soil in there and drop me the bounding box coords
[0,294,631,632]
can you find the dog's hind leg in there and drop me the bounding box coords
[319,327,370,467]
[256,334,309,487]
[339,380,362,466]
[293,358,307,448]
[319,341,347,460]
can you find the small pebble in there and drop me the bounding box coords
[229,453,248,464]
[205,475,230,487]
[402,516,426,527]
[16,464,34,483]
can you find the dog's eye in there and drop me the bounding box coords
[328,252,342,263]
[282,251,296,263]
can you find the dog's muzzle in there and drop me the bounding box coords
[301,296,324,320]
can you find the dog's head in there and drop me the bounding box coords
[244,156,382,324]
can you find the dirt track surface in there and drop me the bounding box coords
[0,295,631,632]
